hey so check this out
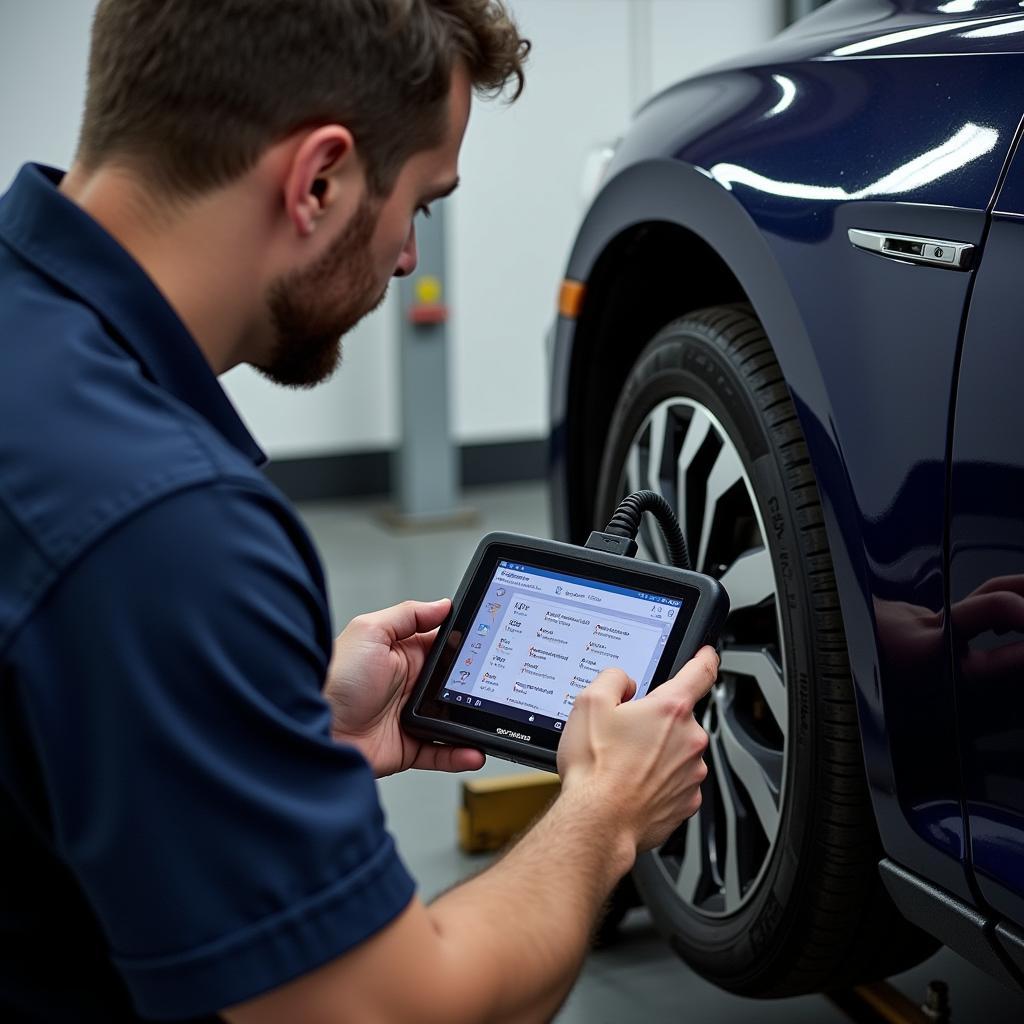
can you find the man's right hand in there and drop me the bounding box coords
[557,647,718,855]
[224,647,719,1024]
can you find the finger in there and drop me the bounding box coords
[969,574,1024,599]
[355,598,452,642]
[410,744,486,773]
[952,591,1024,640]
[650,645,719,707]
[578,668,636,708]
[963,641,1024,683]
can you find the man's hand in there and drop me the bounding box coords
[324,599,485,778]
[227,647,719,1024]
[557,646,718,856]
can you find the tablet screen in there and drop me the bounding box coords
[438,559,683,733]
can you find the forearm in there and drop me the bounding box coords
[427,784,634,1023]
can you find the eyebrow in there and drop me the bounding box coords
[424,177,460,203]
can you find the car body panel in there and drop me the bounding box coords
[719,1,1024,66]
[549,0,1024,912]
[950,146,1024,927]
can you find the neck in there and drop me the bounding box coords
[59,163,269,374]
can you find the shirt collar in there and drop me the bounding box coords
[0,163,266,466]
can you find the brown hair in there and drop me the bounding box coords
[77,0,529,198]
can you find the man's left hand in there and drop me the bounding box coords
[325,598,485,778]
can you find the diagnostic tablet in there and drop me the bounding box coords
[402,532,729,771]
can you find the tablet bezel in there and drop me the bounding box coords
[403,533,728,770]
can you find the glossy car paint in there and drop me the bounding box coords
[549,0,1024,926]
[950,145,1024,930]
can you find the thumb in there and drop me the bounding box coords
[411,744,486,773]
[580,667,637,708]
[357,598,452,642]
[650,645,719,708]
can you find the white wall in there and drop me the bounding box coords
[0,0,783,460]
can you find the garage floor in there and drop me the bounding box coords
[299,482,1024,1022]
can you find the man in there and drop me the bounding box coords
[0,1,717,1021]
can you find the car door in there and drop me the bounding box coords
[949,142,1024,970]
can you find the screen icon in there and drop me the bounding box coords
[456,695,463,702]
[443,691,450,699]
[554,721,562,730]
[474,699,482,707]
[528,714,535,722]
[476,623,490,636]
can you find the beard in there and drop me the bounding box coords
[258,195,389,388]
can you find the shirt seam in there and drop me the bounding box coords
[0,471,284,660]
[111,834,406,971]
[0,488,57,572]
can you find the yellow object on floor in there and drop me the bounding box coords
[459,772,560,853]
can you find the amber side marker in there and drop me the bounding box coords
[558,279,586,320]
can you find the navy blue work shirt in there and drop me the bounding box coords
[0,165,415,1022]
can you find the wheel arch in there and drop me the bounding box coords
[557,162,848,577]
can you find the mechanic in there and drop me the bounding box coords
[0,2,717,1022]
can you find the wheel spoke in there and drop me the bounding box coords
[717,546,774,612]
[635,531,657,562]
[645,520,670,565]
[676,407,712,542]
[674,810,705,901]
[719,705,782,839]
[695,442,744,571]
[719,646,787,729]
[625,444,643,495]
[709,730,742,907]
[647,403,668,494]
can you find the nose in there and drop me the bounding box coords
[393,224,419,278]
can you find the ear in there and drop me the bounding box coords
[282,125,357,238]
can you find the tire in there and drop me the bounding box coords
[593,304,938,996]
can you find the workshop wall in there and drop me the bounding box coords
[0,0,782,466]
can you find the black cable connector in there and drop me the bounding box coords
[584,530,638,559]
[584,489,691,570]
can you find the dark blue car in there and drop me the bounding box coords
[548,0,1024,997]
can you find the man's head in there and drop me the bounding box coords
[73,0,529,385]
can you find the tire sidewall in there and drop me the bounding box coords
[594,318,820,981]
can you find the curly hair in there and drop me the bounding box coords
[77,0,530,197]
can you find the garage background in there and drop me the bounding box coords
[0,0,786,501]
[6,2,1024,1022]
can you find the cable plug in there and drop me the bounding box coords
[584,531,638,558]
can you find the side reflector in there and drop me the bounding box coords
[558,279,586,319]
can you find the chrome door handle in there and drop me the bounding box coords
[848,229,974,270]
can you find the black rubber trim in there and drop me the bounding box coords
[879,859,1024,990]
[995,921,1024,977]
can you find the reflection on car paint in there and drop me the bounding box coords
[706,122,999,201]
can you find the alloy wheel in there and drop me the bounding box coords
[619,397,787,916]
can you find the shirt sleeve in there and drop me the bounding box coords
[11,479,416,1020]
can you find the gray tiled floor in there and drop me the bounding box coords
[299,482,1024,1023]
